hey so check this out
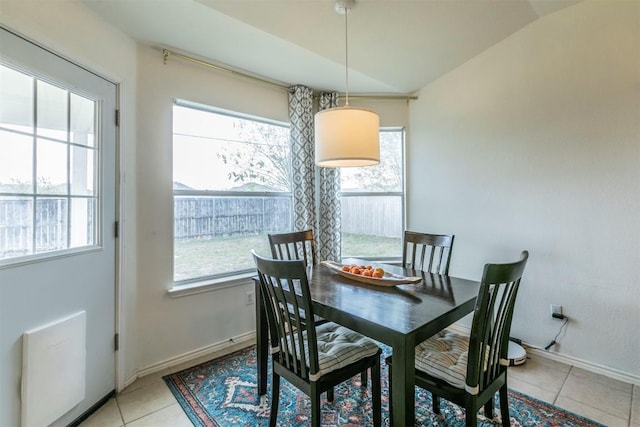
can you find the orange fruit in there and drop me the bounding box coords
[341,265,350,272]
[362,269,372,277]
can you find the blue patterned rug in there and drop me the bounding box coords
[163,345,604,427]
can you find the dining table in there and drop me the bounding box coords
[254,258,481,427]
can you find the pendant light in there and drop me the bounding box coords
[314,0,380,168]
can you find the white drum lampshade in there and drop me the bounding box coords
[314,106,380,168]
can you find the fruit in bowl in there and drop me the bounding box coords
[341,264,385,278]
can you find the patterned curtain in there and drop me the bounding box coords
[287,87,342,262]
[317,92,341,262]
[288,86,316,232]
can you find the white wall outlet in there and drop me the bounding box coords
[550,304,562,317]
[246,291,254,305]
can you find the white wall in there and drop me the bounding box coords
[408,0,640,380]
[0,0,138,425]
[135,45,289,370]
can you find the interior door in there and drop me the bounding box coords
[0,28,117,426]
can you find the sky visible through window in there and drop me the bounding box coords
[173,105,289,192]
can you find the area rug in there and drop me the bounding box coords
[163,345,605,427]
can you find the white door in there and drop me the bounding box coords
[0,28,117,426]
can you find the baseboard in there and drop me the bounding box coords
[524,346,640,386]
[133,331,256,381]
[446,323,640,387]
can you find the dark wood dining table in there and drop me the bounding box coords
[254,258,481,427]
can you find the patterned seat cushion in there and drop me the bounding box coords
[414,330,469,389]
[286,322,379,381]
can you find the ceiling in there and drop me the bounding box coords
[80,0,581,95]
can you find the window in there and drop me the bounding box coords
[0,64,98,262]
[340,128,405,260]
[173,101,291,283]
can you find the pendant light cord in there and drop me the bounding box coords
[344,6,350,106]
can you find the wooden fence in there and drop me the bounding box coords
[173,196,292,240]
[341,195,402,238]
[174,195,402,240]
[1,195,401,256]
[0,198,69,257]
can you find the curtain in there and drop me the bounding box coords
[317,92,341,262]
[288,85,316,232]
[287,87,342,262]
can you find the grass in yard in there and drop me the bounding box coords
[341,233,401,258]
[174,233,402,281]
[174,234,271,281]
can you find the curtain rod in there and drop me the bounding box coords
[162,48,289,92]
[162,48,418,101]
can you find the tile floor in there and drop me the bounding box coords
[80,341,639,427]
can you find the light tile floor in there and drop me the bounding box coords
[80,341,639,427]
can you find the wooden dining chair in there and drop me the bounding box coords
[252,251,382,427]
[402,231,455,274]
[268,229,316,266]
[267,229,367,389]
[267,230,326,322]
[386,251,529,427]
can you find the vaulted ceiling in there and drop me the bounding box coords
[81,0,581,94]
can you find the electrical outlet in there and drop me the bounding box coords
[550,304,562,318]
[245,291,254,306]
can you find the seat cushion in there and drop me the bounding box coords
[305,322,379,381]
[414,330,469,389]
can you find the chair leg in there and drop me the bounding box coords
[371,359,382,427]
[466,399,478,427]
[269,373,280,427]
[432,393,440,414]
[499,385,510,427]
[311,384,321,427]
[361,368,368,388]
[484,397,494,419]
[327,387,334,403]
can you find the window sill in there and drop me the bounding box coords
[168,271,256,298]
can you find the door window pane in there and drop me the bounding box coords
[70,93,95,147]
[0,63,99,261]
[37,138,68,194]
[70,197,94,247]
[37,80,68,140]
[0,65,33,132]
[0,197,33,258]
[35,197,68,253]
[70,145,94,196]
[0,131,33,191]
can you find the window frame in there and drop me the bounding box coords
[171,99,292,286]
[339,127,406,262]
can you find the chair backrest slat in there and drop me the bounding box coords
[466,251,529,392]
[253,251,320,381]
[269,229,317,266]
[402,231,455,275]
